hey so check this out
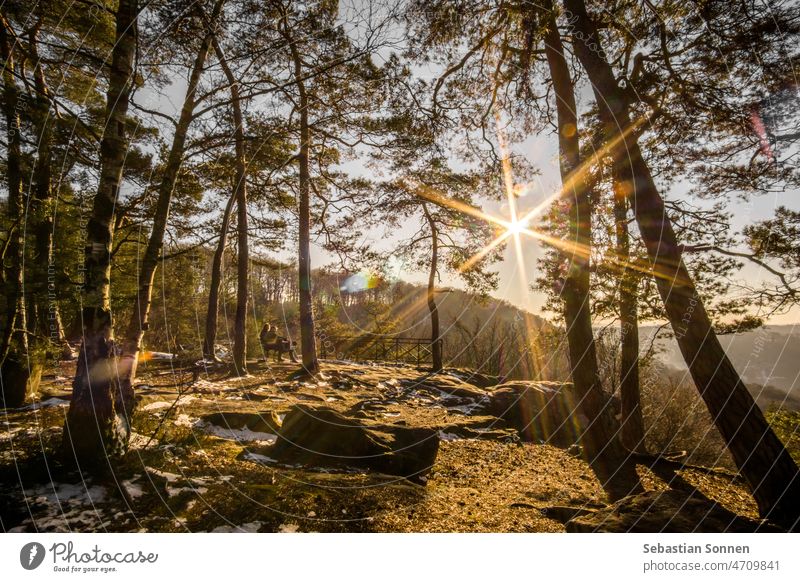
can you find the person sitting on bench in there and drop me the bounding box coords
[259,323,298,363]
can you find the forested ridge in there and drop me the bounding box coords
[1,0,800,533]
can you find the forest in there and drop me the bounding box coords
[1,0,800,534]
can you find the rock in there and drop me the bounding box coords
[565,490,782,532]
[441,369,501,389]
[436,417,517,442]
[200,411,281,433]
[478,381,588,446]
[259,405,439,484]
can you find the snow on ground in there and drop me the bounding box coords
[18,397,70,411]
[210,521,262,533]
[24,482,107,505]
[200,423,278,445]
[121,478,145,499]
[147,468,182,483]
[192,379,241,393]
[173,413,199,427]
[141,401,173,411]
[9,481,112,532]
[241,451,279,464]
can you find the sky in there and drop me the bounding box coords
[310,102,800,327]
[131,5,800,328]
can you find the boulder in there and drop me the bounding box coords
[566,490,782,532]
[479,381,588,446]
[260,405,439,484]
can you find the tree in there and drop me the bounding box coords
[0,9,32,406]
[208,18,250,376]
[379,160,499,373]
[562,0,800,528]
[63,0,139,465]
[539,0,642,495]
[202,191,236,361]
[280,12,318,375]
[117,0,225,401]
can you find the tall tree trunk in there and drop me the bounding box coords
[613,187,646,453]
[62,0,138,465]
[563,0,800,528]
[541,0,641,499]
[202,190,236,360]
[286,27,319,375]
[118,2,221,398]
[212,36,249,376]
[422,203,443,372]
[27,22,70,360]
[1,13,34,407]
[543,0,638,486]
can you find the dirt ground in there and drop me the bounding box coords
[0,359,760,532]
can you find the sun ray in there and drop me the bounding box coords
[458,229,513,273]
[406,114,673,293]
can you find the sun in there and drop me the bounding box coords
[506,217,527,236]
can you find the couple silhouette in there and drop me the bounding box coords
[259,323,298,363]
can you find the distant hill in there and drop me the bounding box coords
[319,283,562,379]
[642,324,800,409]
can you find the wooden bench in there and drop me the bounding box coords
[261,338,298,362]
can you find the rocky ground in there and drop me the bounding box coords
[0,359,777,532]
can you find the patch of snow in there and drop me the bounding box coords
[19,397,69,410]
[438,431,465,441]
[24,482,107,505]
[122,479,145,499]
[446,403,482,415]
[147,469,181,482]
[173,414,199,428]
[142,401,172,411]
[211,521,262,533]
[241,451,279,464]
[201,423,277,444]
[193,379,240,393]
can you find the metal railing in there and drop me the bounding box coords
[318,334,443,366]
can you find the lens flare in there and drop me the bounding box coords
[340,270,380,293]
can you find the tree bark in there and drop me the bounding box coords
[422,203,443,372]
[0,13,34,407]
[613,187,646,453]
[0,13,27,360]
[117,1,221,398]
[563,0,800,528]
[26,23,71,359]
[212,35,249,376]
[286,24,319,375]
[202,190,236,360]
[541,0,642,499]
[62,0,138,466]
